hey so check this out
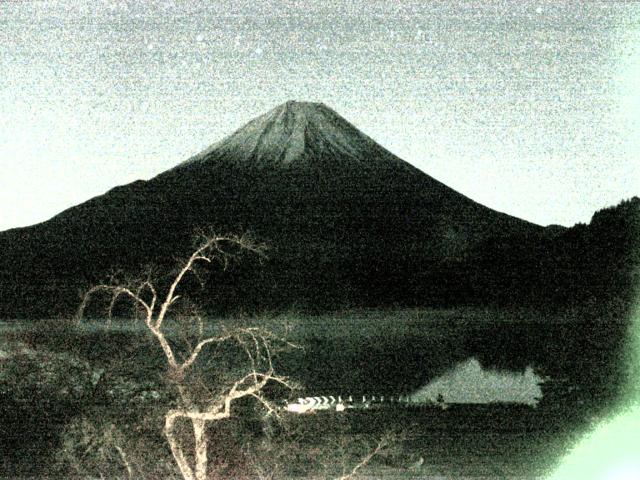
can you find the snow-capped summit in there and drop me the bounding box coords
[180,100,410,173]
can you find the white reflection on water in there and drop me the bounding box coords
[410,358,545,406]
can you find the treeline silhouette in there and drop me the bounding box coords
[464,196,639,316]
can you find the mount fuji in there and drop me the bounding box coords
[0,101,548,318]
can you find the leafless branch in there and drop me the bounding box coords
[336,435,391,480]
[113,444,134,480]
[180,333,233,371]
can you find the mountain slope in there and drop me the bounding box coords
[0,101,545,318]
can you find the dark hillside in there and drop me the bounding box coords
[466,197,640,314]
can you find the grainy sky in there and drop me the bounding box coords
[1,0,639,231]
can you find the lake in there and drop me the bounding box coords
[0,307,632,478]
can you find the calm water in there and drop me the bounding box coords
[278,317,627,408]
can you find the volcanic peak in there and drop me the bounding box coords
[181,100,408,172]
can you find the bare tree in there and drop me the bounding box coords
[77,233,297,480]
